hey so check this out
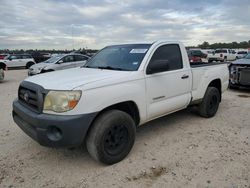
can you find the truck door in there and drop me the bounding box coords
[145,44,192,120]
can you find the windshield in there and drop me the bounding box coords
[215,50,227,53]
[244,53,250,59]
[43,54,64,63]
[84,44,152,71]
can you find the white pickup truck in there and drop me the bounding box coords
[208,49,237,62]
[12,41,229,164]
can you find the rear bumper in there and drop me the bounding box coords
[0,69,4,81]
[13,99,97,148]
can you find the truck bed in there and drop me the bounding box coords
[190,62,229,102]
[190,62,228,68]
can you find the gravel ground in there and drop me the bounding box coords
[0,69,249,188]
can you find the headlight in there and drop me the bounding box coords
[230,65,236,73]
[43,90,82,113]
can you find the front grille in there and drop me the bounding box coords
[18,81,45,113]
[239,68,250,85]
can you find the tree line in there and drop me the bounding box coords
[193,40,250,49]
[1,40,250,54]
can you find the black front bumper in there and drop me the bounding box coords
[13,99,97,148]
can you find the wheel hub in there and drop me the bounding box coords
[104,125,128,156]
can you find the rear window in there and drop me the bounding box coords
[215,50,227,53]
[238,51,247,54]
[22,55,32,59]
[190,50,203,56]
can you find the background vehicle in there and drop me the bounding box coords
[30,52,51,63]
[0,54,9,60]
[0,54,35,69]
[236,51,248,59]
[28,54,90,75]
[229,53,250,89]
[13,41,229,165]
[188,49,208,63]
[0,63,7,81]
[208,49,237,62]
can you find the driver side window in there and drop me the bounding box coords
[62,55,74,63]
[147,44,183,73]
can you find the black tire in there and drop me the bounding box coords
[26,62,34,69]
[198,87,220,118]
[229,81,239,90]
[41,69,54,73]
[86,110,136,165]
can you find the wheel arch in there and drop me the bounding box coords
[26,61,35,68]
[207,78,222,101]
[94,101,140,126]
[0,62,7,70]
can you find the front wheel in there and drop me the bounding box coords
[198,87,220,118]
[86,110,136,165]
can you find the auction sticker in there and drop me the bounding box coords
[130,49,148,53]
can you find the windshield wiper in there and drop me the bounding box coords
[82,65,130,71]
[96,66,129,71]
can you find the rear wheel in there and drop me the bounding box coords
[198,87,220,118]
[41,69,54,73]
[26,62,35,69]
[86,110,136,165]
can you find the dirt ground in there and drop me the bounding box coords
[0,69,249,188]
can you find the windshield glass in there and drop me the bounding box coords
[84,44,152,71]
[244,53,250,59]
[44,54,64,63]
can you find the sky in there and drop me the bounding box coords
[0,0,249,50]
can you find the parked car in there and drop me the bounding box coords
[236,51,248,59]
[0,54,35,69]
[188,49,208,63]
[13,41,229,165]
[0,63,7,81]
[0,54,9,60]
[208,49,237,62]
[229,53,250,89]
[28,54,90,76]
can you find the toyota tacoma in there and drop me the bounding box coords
[13,41,229,164]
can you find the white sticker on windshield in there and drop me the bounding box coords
[130,49,148,54]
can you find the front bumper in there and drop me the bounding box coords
[28,70,39,76]
[13,99,97,148]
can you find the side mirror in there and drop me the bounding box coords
[57,60,63,64]
[8,57,12,61]
[147,60,169,74]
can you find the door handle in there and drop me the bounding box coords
[181,75,189,79]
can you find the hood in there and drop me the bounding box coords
[231,58,250,65]
[24,67,133,90]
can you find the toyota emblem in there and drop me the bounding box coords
[24,92,29,102]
